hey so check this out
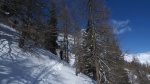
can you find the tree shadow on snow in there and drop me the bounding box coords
[0,23,67,84]
[0,59,41,84]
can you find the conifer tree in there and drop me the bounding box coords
[0,0,23,18]
[44,0,58,55]
[59,3,72,62]
[78,20,96,79]
[76,0,129,83]
[18,0,33,48]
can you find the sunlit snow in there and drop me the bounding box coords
[0,23,94,84]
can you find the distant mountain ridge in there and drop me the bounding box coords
[124,52,150,65]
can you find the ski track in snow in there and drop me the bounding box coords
[32,62,61,84]
[0,22,94,84]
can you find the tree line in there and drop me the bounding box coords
[1,0,149,84]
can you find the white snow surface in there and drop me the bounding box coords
[0,23,94,84]
[124,52,150,65]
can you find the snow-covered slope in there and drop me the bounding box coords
[0,23,94,84]
[124,52,150,65]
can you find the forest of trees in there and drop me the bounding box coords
[0,0,150,84]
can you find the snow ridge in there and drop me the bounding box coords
[124,52,150,65]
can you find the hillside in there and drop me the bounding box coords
[124,52,150,65]
[0,23,94,84]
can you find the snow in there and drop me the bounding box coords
[57,33,75,66]
[124,53,150,65]
[125,68,138,84]
[0,9,10,15]
[69,53,75,66]
[147,75,150,80]
[125,53,150,83]
[0,23,94,84]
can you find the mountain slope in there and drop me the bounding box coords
[0,23,94,84]
[124,52,150,65]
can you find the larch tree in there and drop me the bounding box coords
[0,0,44,48]
[59,2,72,63]
[18,0,34,48]
[18,0,46,48]
[76,0,109,83]
[75,0,129,84]
[44,0,58,55]
[69,0,83,75]
[0,0,23,21]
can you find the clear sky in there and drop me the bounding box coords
[105,0,150,54]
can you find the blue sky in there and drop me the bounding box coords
[106,0,150,54]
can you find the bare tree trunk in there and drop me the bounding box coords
[64,22,68,62]
[89,0,100,83]
[66,37,69,63]
[61,5,71,63]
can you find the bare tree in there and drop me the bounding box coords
[74,0,129,84]
[59,2,72,63]
[44,0,58,55]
